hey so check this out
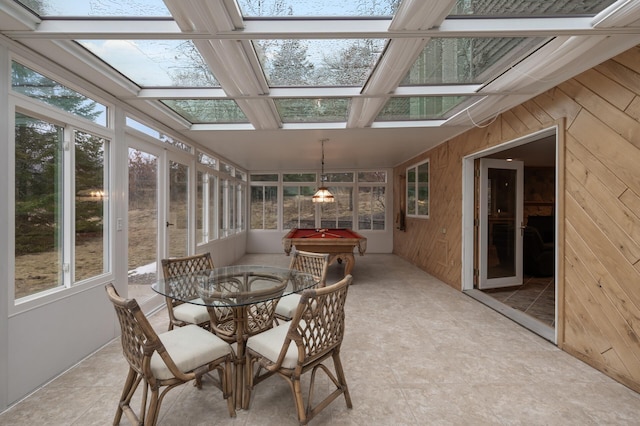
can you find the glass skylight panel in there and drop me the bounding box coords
[401,37,546,85]
[236,0,400,17]
[16,0,170,17]
[76,40,219,87]
[160,100,248,124]
[376,96,469,121]
[274,98,349,123]
[255,39,386,87]
[450,0,617,16]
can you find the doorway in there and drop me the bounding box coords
[462,127,558,342]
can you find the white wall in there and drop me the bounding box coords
[7,285,116,403]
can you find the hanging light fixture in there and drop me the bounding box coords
[312,138,335,203]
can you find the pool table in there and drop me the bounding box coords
[282,228,367,277]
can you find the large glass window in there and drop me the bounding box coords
[250,174,278,230]
[128,147,158,288]
[196,152,219,243]
[283,186,315,228]
[407,160,429,218]
[358,171,387,230]
[74,130,107,281]
[14,112,110,300]
[12,61,107,126]
[283,173,316,229]
[168,160,189,257]
[320,187,354,229]
[250,170,388,231]
[14,113,64,298]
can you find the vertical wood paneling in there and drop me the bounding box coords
[394,46,640,392]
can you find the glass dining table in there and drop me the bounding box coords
[152,264,318,409]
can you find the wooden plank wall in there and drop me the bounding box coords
[393,46,640,392]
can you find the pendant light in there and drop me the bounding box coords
[312,138,335,203]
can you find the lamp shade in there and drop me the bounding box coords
[312,186,335,203]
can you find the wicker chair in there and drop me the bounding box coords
[275,250,330,322]
[105,283,235,426]
[161,253,213,330]
[244,275,353,424]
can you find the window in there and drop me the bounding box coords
[283,173,316,229]
[249,169,389,231]
[320,187,353,229]
[250,174,278,230]
[358,171,387,230]
[12,61,108,126]
[407,160,429,218]
[74,130,108,281]
[14,112,110,300]
[197,152,219,243]
[319,172,354,228]
[126,117,191,154]
[218,167,235,238]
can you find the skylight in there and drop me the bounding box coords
[8,0,626,134]
[236,0,400,17]
[255,39,387,87]
[376,96,469,121]
[17,0,170,17]
[161,100,248,124]
[274,98,350,123]
[401,37,547,86]
[77,40,220,87]
[450,0,617,16]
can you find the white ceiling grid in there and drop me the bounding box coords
[2,0,640,170]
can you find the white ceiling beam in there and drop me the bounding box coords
[164,0,280,130]
[347,1,457,128]
[347,97,389,128]
[191,123,255,131]
[393,85,482,96]
[133,85,481,100]
[390,0,457,31]
[371,120,446,128]
[592,0,640,27]
[136,88,228,99]
[226,17,605,38]
[0,0,40,30]
[8,17,640,40]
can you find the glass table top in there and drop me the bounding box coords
[152,265,317,307]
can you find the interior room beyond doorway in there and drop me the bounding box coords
[463,128,558,342]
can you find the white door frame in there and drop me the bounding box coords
[461,126,559,343]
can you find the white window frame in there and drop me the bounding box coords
[9,69,115,312]
[406,159,430,219]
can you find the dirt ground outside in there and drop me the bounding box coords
[14,208,157,299]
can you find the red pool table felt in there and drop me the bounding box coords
[282,228,367,256]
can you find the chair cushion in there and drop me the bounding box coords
[173,298,210,324]
[246,322,299,369]
[152,325,231,380]
[274,293,301,319]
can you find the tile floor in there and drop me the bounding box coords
[482,276,556,327]
[1,254,639,425]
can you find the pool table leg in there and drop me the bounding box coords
[329,253,355,277]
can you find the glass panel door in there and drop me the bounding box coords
[167,158,189,257]
[127,145,159,301]
[479,158,524,289]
